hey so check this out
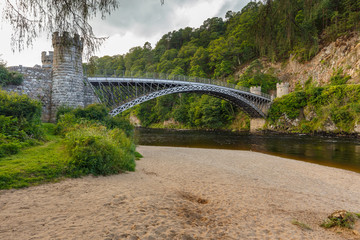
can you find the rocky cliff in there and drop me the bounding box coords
[239,32,360,90]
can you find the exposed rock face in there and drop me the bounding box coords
[238,33,360,91]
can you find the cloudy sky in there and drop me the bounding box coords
[0,0,251,67]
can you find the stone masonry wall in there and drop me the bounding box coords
[4,66,53,122]
[4,32,101,122]
[84,79,99,106]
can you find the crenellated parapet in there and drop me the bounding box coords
[52,32,83,50]
[41,51,53,69]
[250,86,262,95]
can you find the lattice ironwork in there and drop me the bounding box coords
[87,77,272,118]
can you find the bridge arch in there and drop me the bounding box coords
[87,77,272,120]
[109,85,267,118]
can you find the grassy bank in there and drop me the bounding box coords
[0,125,68,189]
[0,92,138,190]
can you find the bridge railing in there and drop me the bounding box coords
[86,70,271,99]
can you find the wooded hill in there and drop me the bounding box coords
[84,0,360,131]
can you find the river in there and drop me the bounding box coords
[135,128,360,174]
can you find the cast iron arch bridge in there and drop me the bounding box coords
[86,74,272,118]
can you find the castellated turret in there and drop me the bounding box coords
[276,82,290,98]
[41,51,53,69]
[51,32,84,121]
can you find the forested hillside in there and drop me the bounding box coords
[84,0,360,131]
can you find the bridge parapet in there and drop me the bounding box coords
[86,71,271,99]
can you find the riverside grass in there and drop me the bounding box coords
[0,135,68,189]
[0,122,137,189]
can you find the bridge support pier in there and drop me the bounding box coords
[250,118,266,132]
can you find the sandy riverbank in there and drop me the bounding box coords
[1,146,360,239]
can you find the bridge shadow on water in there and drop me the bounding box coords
[135,128,360,174]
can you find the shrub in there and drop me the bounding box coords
[321,211,360,229]
[64,124,136,176]
[0,134,22,157]
[0,91,44,158]
[73,104,109,121]
[55,113,78,135]
[56,103,134,137]
[56,105,74,122]
[268,91,307,123]
[0,90,42,122]
[104,115,134,137]
[0,65,23,86]
[330,68,351,86]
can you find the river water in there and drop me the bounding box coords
[134,128,360,174]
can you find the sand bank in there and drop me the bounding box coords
[1,146,360,239]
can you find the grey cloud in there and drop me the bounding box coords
[95,0,199,36]
[92,0,251,37]
[216,0,252,17]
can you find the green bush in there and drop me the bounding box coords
[56,104,134,137]
[0,65,23,86]
[64,124,136,176]
[0,134,22,157]
[104,115,134,137]
[0,91,44,157]
[268,91,307,124]
[268,84,360,133]
[56,105,74,122]
[73,104,109,121]
[55,113,78,135]
[330,68,351,86]
[0,90,42,122]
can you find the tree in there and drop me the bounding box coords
[2,0,165,57]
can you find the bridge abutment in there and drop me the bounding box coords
[250,118,266,132]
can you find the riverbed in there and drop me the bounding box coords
[1,146,359,239]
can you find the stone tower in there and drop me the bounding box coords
[276,82,290,98]
[51,32,84,121]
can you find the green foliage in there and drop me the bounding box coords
[330,105,354,130]
[0,90,44,158]
[0,90,42,123]
[235,60,279,93]
[56,105,74,121]
[268,84,360,133]
[330,68,351,85]
[291,220,312,231]
[268,91,307,123]
[0,64,23,86]
[64,123,135,177]
[133,93,237,130]
[321,212,360,229]
[56,103,134,137]
[55,104,137,177]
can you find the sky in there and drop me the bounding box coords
[0,0,251,67]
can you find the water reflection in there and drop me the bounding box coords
[135,128,360,173]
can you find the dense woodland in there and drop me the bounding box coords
[86,0,360,130]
